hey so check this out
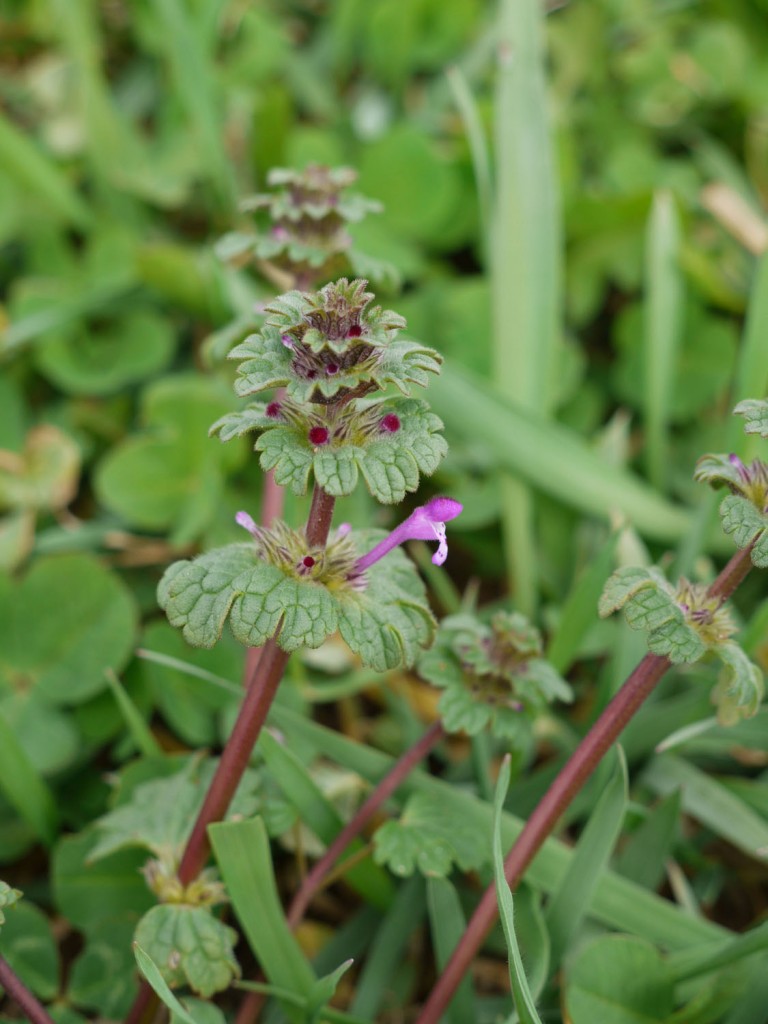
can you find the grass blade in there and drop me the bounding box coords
[0,114,91,228]
[431,366,694,543]
[134,944,199,1024]
[643,190,684,488]
[258,730,393,910]
[446,65,492,265]
[643,754,768,860]
[349,876,425,1018]
[493,755,545,1023]
[105,669,161,758]
[271,705,730,950]
[426,878,476,1024]
[0,710,58,846]
[209,817,315,1023]
[491,0,562,612]
[547,531,618,673]
[545,747,628,969]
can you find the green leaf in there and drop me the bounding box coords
[52,832,154,934]
[598,566,704,664]
[720,495,768,566]
[89,757,264,865]
[134,944,199,1024]
[229,331,294,396]
[734,398,768,438]
[0,426,80,513]
[643,754,768,861]
[694,452,749,492]
[0,880,21,932]
[253,399,446,503]
[492,756,544,1024]
[711,642,764,725]
[373,790,487,878]
[305,959,355,1022]
[209,404,275,443]
[565,935,674,1024]
[336,537,435,671]
[209,817,316,1024]
[160,529,435,671]
[68,918,137,1018]
[133,903,239,998]
[95,374,242,543]
[158,544,338,652]
[35,312,176,396]
[0,554,138,705]
[426,878,476,1024]
[0,901,59,1000]
[0,704,59,845]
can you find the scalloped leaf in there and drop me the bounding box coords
[711,642,765,725]
[134,904,239,997]
[0,879,21,931]
[734,398,768,438]
[720,495,768,566]
[693,453,745,491]
[230,331,293,396]
[336,538,436,671]
[158,531,435,671]
[598,566,670,618]
[373,791,487,878]
[255,400,446,503]
[158,544,338,652]
[209,404,274,442]
[646,618,705,664]
[89,759,266,864]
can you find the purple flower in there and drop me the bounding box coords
[356,496,463,571]
[236,511,260,537]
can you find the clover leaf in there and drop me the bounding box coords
[134,904,239,997]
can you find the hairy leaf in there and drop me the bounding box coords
[720,495,768,566]
[734,398,768,438]
[711,642,765,725]
[134,903,239,998]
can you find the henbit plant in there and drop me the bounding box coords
[118,275,458,1022]
[415,399,768,1024]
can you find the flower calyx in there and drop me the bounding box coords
[236,513,358,587]
[142,859,228,908]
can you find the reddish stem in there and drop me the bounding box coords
[288,720,446,927]
[415,544,755,1024]
[234,721,446,1024]
[0,955,57,1024]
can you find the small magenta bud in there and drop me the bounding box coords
[326,363,339,375]
[272,226,289,241]
[280,333,294,349]
[266,401,282,418]
[309,426,329,446]
[347,324,362,338]
[303,556,316,568]
[380,414,401,433]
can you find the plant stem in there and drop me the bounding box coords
[178,637,291,883]
[415,543,755,1024]
[0,955,57,1024]
[124,485,336,1024]
[287,720,445,927]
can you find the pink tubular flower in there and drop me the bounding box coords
[356,496,463,572]
[235,511,260,537]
